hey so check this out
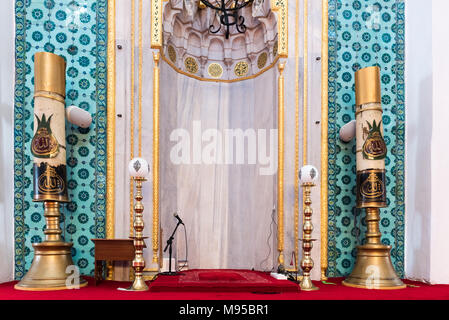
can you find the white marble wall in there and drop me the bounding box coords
[405,0,449,284]
[113,0,325,279]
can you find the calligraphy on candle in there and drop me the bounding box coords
[31,113,60,158]
[362,119,387,160]
[356,169,387,208]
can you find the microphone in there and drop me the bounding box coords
[174,212,184,225]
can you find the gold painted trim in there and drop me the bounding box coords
[320,0,329,281]
[138,0,143,156]
[271,0,288,57]
[129,0,136,237]
[303,0,308,167]
[106,0,116,241]
[277,61,285,267]
[33,194,70,203]
[151,0,163,48]
[161,52,280,83]
[106,0,116,281]
[357,169,386,174]
[355,105,383,116]
[14,281,88,291]
[301,0,309,248]
[152,51,160,265]
[342,281,406,290]
[34,92,65,104]
[293,0,300,272]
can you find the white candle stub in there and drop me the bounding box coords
[129,157,150,178]
[299,165,319,184]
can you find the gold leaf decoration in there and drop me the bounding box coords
[184,57,199,74]
[208,63,223,78]
[257,52,268,69]
[234,61,249,77]
[167,45,176,63]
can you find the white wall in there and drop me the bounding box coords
[111,0,325,279]
[404,0,432,283]
[405,0,449,284]
[429,0,449,284]
[0,0,15,283]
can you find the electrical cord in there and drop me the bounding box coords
[177,222,188,272]
[259,207,276,272]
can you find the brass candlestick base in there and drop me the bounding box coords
[342,244,405,289]
[14,242,87,290]
[126,177,149,291]
[343,208,405,289]
[15,202,87,291]
[299,182,319,291]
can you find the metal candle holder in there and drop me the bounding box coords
[299,182,318,291]
[343,66,404,289]
[127,177,149,291]
[15,52,86,291]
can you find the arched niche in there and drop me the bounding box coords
[158,0,280,269]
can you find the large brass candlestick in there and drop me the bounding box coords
[342,66,405,289]
[127,158,150,291]
[298,165,319,291]
[15,52,87,290]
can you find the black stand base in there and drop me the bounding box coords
[159,271,182,276]
[163,219,183,276]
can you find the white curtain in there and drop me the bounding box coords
[0,0,15,283]
[113,0,325,280]
[160,61,278,270]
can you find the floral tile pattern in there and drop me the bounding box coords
[14,0,107,279]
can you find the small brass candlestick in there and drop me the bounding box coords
[127,177,149,291]
[126,157,150,291]
[299,165,319,291]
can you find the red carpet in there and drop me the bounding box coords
[150,269,299,293]
[1,274,449,300]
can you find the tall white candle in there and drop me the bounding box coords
[355,66,387,208]
[31,52,69,202]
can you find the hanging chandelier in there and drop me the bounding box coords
[199,0,254,39]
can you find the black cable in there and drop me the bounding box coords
[177,223,188,272]
[259,207,276,272]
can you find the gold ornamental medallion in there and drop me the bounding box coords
[167,45,177,63]
[184,57,199,74]
[257,52,268,69]
[208,63,223,78]
[234,61,249,77]
[362,119,387,160]
[31,114,59,158]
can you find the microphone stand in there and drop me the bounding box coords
[160,220,182,275]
